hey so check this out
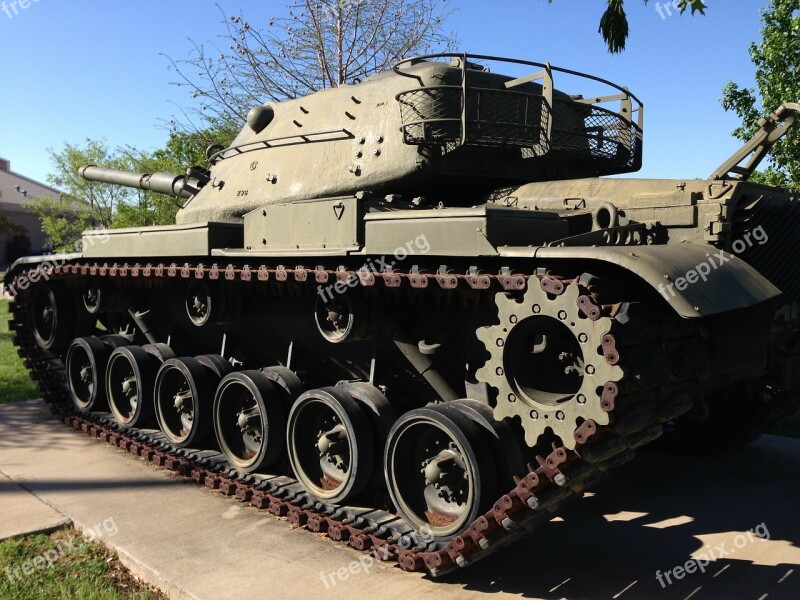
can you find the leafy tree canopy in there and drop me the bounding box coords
[31,139,128,252]
[721,0,800,188]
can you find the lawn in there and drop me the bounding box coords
[0,299,39,404]
[0,528,166,600]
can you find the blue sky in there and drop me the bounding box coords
[0,0,769,184]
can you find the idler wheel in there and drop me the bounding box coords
[214,370,286,473]
[66,336,115,411]
[155,357,224,447]
[287,387,373,503]
[30,282,73,351]
[106,344,173,427]
[384,404,497,542]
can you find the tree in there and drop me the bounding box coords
[35,123,238,240]
[547,0,707,53]
[36,1,456,237]
[112,120,238,228]
[30,139,134,252]
[166,0,456,129]
[721,0,800,188]
[110,146,183,230]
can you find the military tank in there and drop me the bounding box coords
[5,53,799,575]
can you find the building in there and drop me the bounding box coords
[0,156,60,268]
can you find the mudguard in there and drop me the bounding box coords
[531,244,781,318]
[3,254,82,295]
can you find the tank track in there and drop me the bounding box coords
[7,259,701,576]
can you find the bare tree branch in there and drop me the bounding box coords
[166,0,456,133]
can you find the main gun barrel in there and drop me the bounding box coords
[79,165,194,199]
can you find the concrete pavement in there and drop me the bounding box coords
[1,399,799,599]
[0,471,70,540]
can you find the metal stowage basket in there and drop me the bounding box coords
[395,53,643,170]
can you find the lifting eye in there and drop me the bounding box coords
[247,105,275,134]
[592,202,619,231]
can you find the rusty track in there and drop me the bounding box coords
[7,258,699,576]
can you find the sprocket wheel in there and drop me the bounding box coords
[476,276,623,449]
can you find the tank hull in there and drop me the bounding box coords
[4,234,787,573]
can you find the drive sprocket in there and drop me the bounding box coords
[475,276,623,449]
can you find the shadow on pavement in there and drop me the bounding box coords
[435,436,800,599]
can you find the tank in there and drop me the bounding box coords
[5,53,799,575]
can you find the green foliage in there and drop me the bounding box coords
[152,119,238,172]
[111,121,237,229]
[45,139,131,228]
[34,122,236,235]
[30,139,134,251]
[29,196,96,253]
[547,0,707,53]
[721,0,800,188]
[598,0,630,54]
[109,145,181,230]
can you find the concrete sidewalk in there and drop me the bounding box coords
[1,400,799,600]
[0,471,70,540]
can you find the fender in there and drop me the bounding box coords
[3,246,781,320]
[529,244,781,318]
[3,254,82,295]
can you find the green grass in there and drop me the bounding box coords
[0,528,166,600]
[0,299,39,404]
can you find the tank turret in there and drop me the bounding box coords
[81,54,643,224]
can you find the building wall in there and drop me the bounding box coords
[0,157,60,268]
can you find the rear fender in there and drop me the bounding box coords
[532,244,780,318]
